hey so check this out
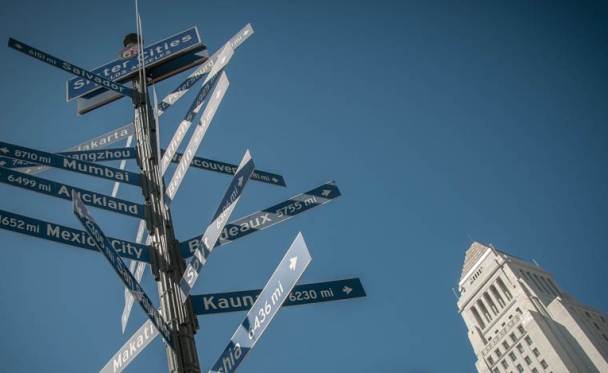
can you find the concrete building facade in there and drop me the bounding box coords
[457,242,608,373]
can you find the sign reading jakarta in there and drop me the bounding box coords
[66,27,202,101]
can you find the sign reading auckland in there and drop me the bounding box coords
[66,27,201,101]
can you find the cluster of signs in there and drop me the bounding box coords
[2,23,366,373]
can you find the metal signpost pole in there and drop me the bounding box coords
[126,34,200,373]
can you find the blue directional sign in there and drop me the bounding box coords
[8,38,132,98]
[192,278,366,316]
[179,151,255,302]
[0,208,148,262]
[169,151,286,187]
[0,167,143,219]
[0,147,136,170]
[4,124,134,176]
[0,141,140,186]
[181,180,341,257]
[153,24,253,118]
[71,193,173,348]
[66,27,202,101]
[208,233,311,373]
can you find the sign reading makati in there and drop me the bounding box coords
[2,22,365,373]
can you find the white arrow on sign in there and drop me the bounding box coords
[322,189,331,197]
[343,286,353,295]
[289,257,298,271]
[207,233,311,373]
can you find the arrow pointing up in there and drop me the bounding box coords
[243,30,250,36]
[289,256,298,271]
[343,286,352,295]
[237,176,243,187]
[322,190,331,197]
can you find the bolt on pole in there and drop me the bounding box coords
[126,33,201,373]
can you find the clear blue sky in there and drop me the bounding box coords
[1,1,607,372]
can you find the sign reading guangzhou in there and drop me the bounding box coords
[66,27,202,101]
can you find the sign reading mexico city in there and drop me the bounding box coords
[66,27,206,101]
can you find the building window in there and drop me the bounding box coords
[510,332,518,342]
[533,348,540,357]
[546,278,561,295]
[502,341,510,350]
[516,363,524,372]
[533,274,550,293]
[540,360,549,368]
[509,352,516,361]
[493,368,500,373]
[586,311,591,317]
[532,368,538,373]
[525,336,533,345]
[495,348,502,358]
[524,356,532,365]
[540,276,556,296]
[517,325,525,334]
[594,322,600,330]
[497,277,513,300]
[603,334,608,342]
[484,292,499,315]
[601,316,605,322]
[488,356,495,365]
[501,360,508,369]
[471,306,486,329]
[517,344,524,353]
[491,284,506,308]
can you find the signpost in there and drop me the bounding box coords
[2,21,363,373]
[208,232,312,373]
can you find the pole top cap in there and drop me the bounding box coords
[123,33,140,47]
